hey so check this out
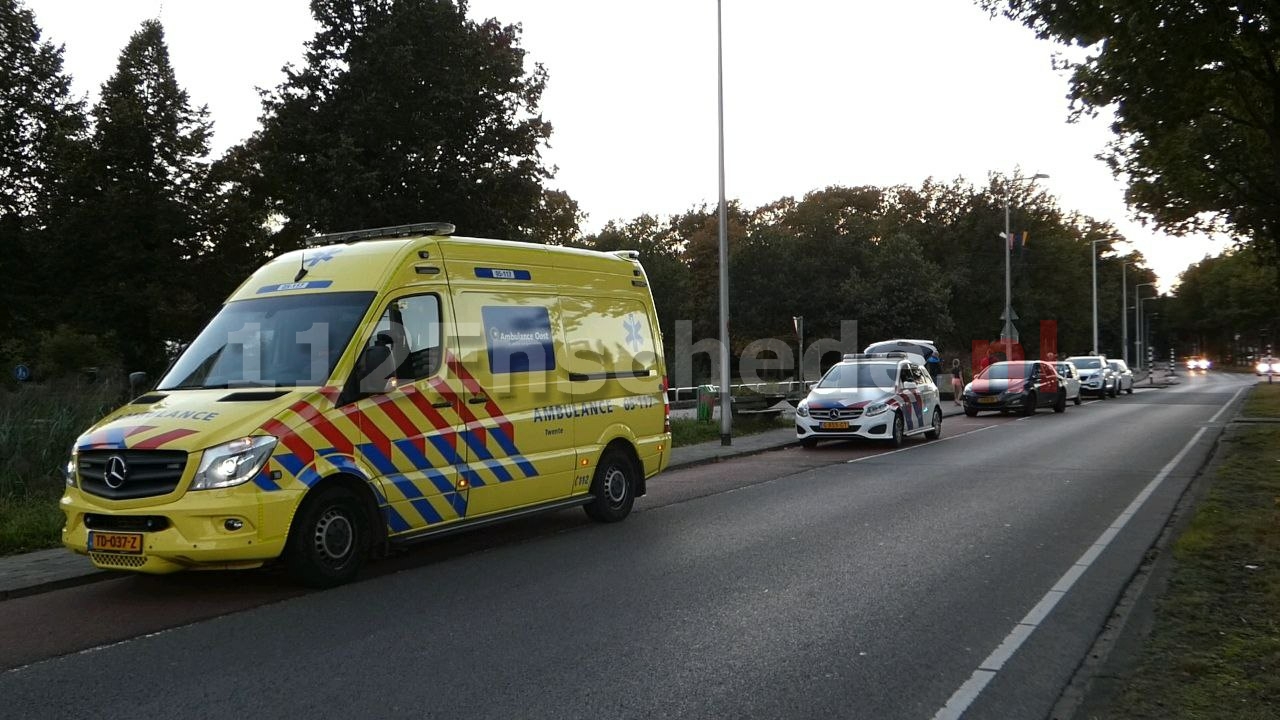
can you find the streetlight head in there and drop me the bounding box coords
[1032,173,1049,180]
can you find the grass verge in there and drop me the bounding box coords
[671,414,790,447]
[1099,420,1280,719]
[0,493,65,555]
[1243,381,1280,418]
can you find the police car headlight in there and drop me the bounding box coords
[192,436,278,491]
[796,402,810,417]
[864,401,889,417]
[64,448,78,487]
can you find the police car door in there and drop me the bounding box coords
[913,363,939,418]
[349,292,469,537]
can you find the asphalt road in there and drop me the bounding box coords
[0,371,1253,719]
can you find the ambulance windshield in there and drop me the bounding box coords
[158,292,374,390]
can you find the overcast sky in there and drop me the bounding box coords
[26,0,1228,292]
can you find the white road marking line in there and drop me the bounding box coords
[845,425,997,464]
[1208,386,1247,424]
[931,410,1218,719]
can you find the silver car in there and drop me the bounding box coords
[1065,355,1117,398]
[1107,359,1134,395]
[1053,361,1083,405]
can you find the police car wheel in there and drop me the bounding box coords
[888,412,905,447]
[1074,395,1082,405]
[800,438,818,449]
[585,450,635,523]
[1053,390,1067,413]
[925,409,941,440]
[286,485,368,588]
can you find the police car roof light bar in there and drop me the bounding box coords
[305,222,456,247]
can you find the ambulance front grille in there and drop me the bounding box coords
[90,552,148,568]
[78,450,188,500]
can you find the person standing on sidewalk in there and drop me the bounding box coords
[951,358,965,405]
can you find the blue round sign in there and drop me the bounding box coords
[13,364,31,382]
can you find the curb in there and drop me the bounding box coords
[0,566,114,603]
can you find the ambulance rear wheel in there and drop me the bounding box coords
[286,485,369,588]
[585,449,635,523]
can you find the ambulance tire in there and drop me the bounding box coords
[286,484,369,588]
[888,411,905,448]
[585,448,636,523]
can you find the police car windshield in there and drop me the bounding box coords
[159,292,375,390]
[1070,357,1102,369]
[816,362,898,390]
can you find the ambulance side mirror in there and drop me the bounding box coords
[129,371,149,390]
[342,345,394,403]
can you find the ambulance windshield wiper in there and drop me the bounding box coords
[168,381,275,390]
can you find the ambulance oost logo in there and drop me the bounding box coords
[623,314,643,351]
[105,455,128,489]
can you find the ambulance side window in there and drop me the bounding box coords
[366,294,442,382]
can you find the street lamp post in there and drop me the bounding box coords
[1090,238,1111,354]
[1135,282,1156,370]
[1121,261,1128,365]
[1000,172,1048,360]
[715,0,731,446]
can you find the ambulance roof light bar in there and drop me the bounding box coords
[305,222,455,247]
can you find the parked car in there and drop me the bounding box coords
[797,352,942,448]
[1053,361,1083,405]
[1107,359,1134,394]
[1065,355,1116,398]
[962,361,1067,416]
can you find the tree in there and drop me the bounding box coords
[51,19,212,371]
[0,0,86,350]
[241,0,570,245]
[980,1,1280,260]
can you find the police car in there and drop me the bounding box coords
[796,352,942,448]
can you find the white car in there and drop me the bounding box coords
[1066,355,1117,398]
[1108,359,1135,394]
[1053,361,1083,405]
[797,352,942,448]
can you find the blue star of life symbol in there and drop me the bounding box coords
[623,314,644,351]
[304,248,342,268]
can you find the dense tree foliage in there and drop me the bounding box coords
[980,0,1280,261]
[1165,245,1279,361]
[48,20,213,371]
[238,0,564,245]
[0,0,85,350]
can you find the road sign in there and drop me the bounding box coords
[13,364,30,382]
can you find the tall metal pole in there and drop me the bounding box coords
[1135,283,1156,371]
[1003,189,1012,361]
[716,0,732,446]
[1121,261,1128,364]
[1091,242,1099,354]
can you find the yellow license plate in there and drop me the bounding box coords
[819,421,849,430]
[89,531,143,554]
[979,396,999,404]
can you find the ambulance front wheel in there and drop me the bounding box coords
[286,484,370,588]
[585,449,636,523]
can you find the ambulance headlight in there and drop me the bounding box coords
[64,448,78,487]
[192,436,278,490]
[864,401,889,417]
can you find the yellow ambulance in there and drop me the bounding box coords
[61,222,670,586]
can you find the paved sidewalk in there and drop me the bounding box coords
[0,404,966,601]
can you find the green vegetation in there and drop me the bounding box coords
[1243,383,1280,419]
[0,379,125,555]
[1100,408,1280,717]
[670,415,790,448]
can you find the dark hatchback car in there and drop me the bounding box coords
[962,361,1067,416]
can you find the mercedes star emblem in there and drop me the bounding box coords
[104,455,128,489]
